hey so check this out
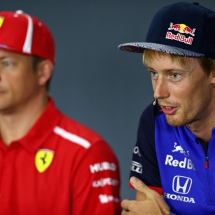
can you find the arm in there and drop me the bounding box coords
[121,103,170,214]
[130,103,162,188]
[71,140,121,215]
[121,177,170,215]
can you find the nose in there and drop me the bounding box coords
[153,77,170,100]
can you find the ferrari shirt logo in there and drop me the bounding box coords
[0,17,4,28]
[35,149,54,173]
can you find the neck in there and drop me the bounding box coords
[186,109,215,142]
[0,94,49,145]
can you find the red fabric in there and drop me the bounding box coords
[0,11,55,63]
[0,98,121,215]
[148,186,163,195]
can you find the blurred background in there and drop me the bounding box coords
[1,0,214,201]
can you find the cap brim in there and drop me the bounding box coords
[118,42,204,57]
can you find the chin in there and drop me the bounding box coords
[165,115,187,127]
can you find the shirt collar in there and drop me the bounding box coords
[15,97,62,153]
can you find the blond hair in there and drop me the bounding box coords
[143,49,215,76]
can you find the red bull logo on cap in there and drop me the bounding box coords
[166,22,196,45]
[168,23,196,36]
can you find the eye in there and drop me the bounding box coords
[149,70,158,79]
[172,73,180,78]
[170,73,181,79]
[2,61,12,67]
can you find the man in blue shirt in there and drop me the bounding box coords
[118,2,215,215]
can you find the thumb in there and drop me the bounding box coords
[130,177,170,214]
[130,176,151,195]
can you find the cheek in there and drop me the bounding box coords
[178,85,210,113]
[8,76,36,95]
[168,83,191,101]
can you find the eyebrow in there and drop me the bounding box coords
[146,66,186,73]
[0,56,11,60]
[146,64,197,77]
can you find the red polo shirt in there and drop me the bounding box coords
[0,98,121,215]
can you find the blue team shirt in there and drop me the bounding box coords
[130,102,215,214]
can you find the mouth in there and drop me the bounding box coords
[160,105,178,115]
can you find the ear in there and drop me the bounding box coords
[36,60,53,86]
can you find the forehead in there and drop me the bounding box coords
[143,50,198,70]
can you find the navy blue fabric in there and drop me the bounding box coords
[118,2,215,59]
[130,102,215,214]
[130,102,162,187]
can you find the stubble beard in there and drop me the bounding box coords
[165,113,194,127]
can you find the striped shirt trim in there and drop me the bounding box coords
[53,126,91,149]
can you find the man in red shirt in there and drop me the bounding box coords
[0,10,121,215]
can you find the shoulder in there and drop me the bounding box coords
[54,113,111,151]
[130,102,163,187]
[140,101,162,123]
[137,102,162,138]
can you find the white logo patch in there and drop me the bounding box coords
[99,194,119,204]
[133,146,141,157]
[172,142,189,157]
[164,175,195,204]
[131,161,142,174]
[172,175,192,194]
[90,162,116,173]
[165,155,195,170]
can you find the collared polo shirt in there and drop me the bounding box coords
[0,98,121,215]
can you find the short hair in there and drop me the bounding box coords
[32,55,52,91]
[143,49,215,77]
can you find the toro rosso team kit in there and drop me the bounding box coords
[130,103,215,215]
[118,2,215,214]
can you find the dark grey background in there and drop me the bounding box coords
[1,0,214,202]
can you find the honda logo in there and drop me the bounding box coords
[172,175,192,194]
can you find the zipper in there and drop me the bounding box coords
[205,156,209,169]
[197,138,214,202]
[206,157,214,203]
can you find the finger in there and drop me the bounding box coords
[121,209,134,215]
[130,177,170,214]
[121,208,128,215]
[130,177,151,196]
[121,199,140,213]
[121,199,130,210]
[121,207,137,215]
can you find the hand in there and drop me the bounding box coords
[121,177,170,215]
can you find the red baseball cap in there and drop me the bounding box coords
[0,10,55,63]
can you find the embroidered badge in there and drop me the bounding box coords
[0,16,4,28]
[35,149,54,173]
[166,22,196,45]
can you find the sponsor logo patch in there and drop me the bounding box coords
[99,194,119,204]
[172,175,192,194]
[131,161,142,174]
[164,175,195,204]
[92,178,119,187]
[166,22,196,45]
[165,154,195,170]
[164,193,195,203]
[90,162,116,173]
[133,146,141,157]
[172,142,189,157]
[35,149,54,173]
[0,17,4,28]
